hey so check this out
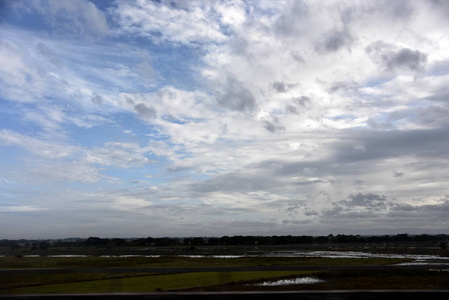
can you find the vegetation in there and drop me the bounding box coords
[1,271,314,294]
[2,233,449,251]
[0,255,410,269]
[185,269,449,291]
[0,255,413,294]
[1,234,448,294]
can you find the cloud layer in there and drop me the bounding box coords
[1,0,449,238]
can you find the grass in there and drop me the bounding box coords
[1,271,314,294]
[0,255,411,269]
[191,269,449,291]
[0,272,152,290]
[0,255,416,294]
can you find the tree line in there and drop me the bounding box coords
[1,233,448,250]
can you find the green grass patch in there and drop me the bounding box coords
[0,272,151,290]
[1,271,314,294]
[0,256,411,269]
[186,270,449,291]
[0,255,414,294]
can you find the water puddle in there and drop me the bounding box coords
[179,255,242,258]
[253,277,324,286]
[11,251,449,265]
[99,255,161,258]
[47,255,88,258]
[262,251,449,265]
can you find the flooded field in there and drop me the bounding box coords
[252,277,325,286]
[262,251,449,265]
[8,250,448,265]
[1,249,449,293]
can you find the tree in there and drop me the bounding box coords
[39,241,50,250]
[85,237,107,247]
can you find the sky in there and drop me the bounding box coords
[1,0,449,239]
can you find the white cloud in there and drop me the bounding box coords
[113,0,228,44]
[3,0,449,237]
[84,142,151,168]
[0,206,48,212]
[0,129,77,158]
[13,0,109,36]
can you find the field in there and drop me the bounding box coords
[1,241,448,294]
[1,254,444,294]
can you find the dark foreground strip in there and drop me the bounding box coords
[0,264,449,274]
[1,290,449,300]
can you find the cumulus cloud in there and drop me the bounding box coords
[263,116,285,133]
[272,81,297,93]
[134,103,157,120]
[366,41,428,72]
[0,129,77,158]
[340,193,387,208]
[3,0,449,237]
[316,29,354,54]
[112,0,227,44]
[216,76,256,112]
[84,142,151,168]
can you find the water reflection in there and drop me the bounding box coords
[17,251,449,265]
[253,277,324,286]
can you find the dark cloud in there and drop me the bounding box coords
[286,96,311,114]
[285,201,318,217]
[272,81,297,93]
[294,96,311,106]
[272,81,288,93]
[424,89,449,103]
[385,48,427,71]
[134,103,156,119]
[275,0,309,36]
[316,29,354,54]
[188,164,322,195]
[322,206,343,217]
[91,94,103,105]
[366,41,427,72]
[272,82,287,93]
[328,81,358,94]
[333,128,449,163]
[216,76,256,112]
[286,105,299,114]
[393,171,404,177]
[418,106,449,126]
[286,202,306,212]
[291,52,305,63]
[263,121,284,133]
[263,116,285,133]
[429,0,449,14]
[304,209,319,216]
[388,197,449,220]
[340,193,387,208]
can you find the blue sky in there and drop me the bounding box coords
[1,0,449,238]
